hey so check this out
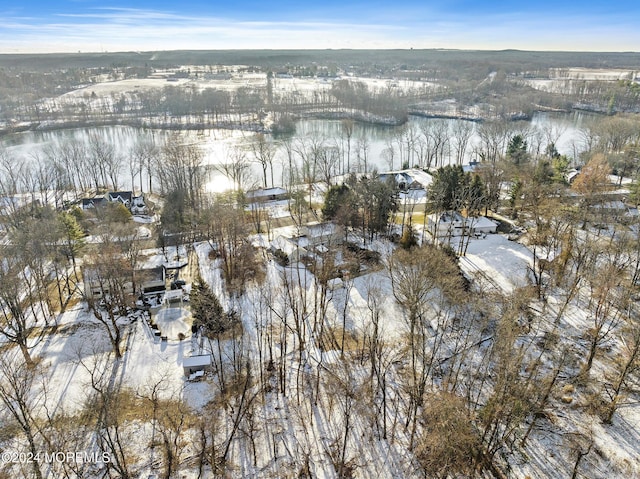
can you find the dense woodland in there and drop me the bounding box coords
[0,50,640,478]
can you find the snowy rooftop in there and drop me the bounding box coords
[472,216,498,229]
[430,211,465,224]
[272,235,301,256]
[183,354,212,368]
[246,187,288,199]
[380,168,433,189]
[302,221,339,238]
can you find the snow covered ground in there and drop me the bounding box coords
[459,233,534,292]
[3,225,639,478]
[58,72,438,102]
[520,68,637,94]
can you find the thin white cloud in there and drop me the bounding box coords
[0,8,409,52]
[0,7,637,52]
[53,8,399,31]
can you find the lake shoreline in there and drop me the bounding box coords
[1,103,614,139]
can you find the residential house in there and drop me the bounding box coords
[427,212,468,238]
[82,191,148,214]
[270,235,305,263]
[107,191,133,206]
[136,265,166,295]
[82,267,133,299]
[379,168,433,192]
[270,221,343,264]
[427,212,497,238]
[108,191,148,215]
[81,196,107,210]
[130,194,147,215]
[246,187,289,203]
[300,221,343,247]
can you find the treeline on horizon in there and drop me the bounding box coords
[1,49,640,74]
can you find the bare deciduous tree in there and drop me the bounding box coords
[0,352,47,479]
[602,306,640,423]
[130,136,158,193]
[250,133,278,188]
[83,232,135,359]
[387,245,462,447]
[415,391,481,478]
[452,119,474,165]
[216,145,252,192]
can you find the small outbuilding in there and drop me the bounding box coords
[270,222,344,264]
[183,354,212,377]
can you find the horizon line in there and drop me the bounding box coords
[2,47,640,56]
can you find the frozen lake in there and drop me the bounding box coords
[0,111,597,193]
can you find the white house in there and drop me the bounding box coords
[379,168,434,191]
[427,212,468,238]
[108,191,148,215]
[130,194,148,215]
[471,216,499,235]
[300,221,343,247]
[246,187,288,202]
[427,212,497,238]
[270,222,344,264]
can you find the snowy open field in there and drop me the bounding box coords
[59,71,438,102]
[521,68,639,94]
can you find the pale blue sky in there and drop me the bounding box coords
[1,1,639,52]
